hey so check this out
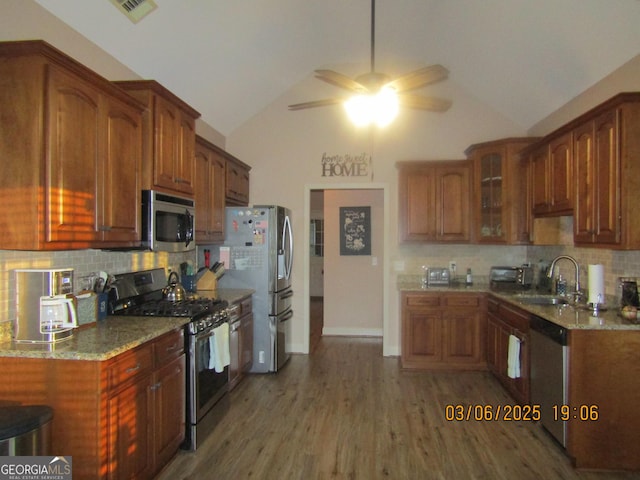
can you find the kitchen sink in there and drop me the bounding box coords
[516,296,569,306]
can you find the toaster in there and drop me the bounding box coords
[424,267,451,286]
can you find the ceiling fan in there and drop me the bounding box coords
[288,0,452,124]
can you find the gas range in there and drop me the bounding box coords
[107,268,229,333]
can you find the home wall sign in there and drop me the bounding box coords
[321,152,371,178]
[340,206,371,256]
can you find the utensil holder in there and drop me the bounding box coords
[182,275,197,293]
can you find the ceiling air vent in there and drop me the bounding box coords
[109,0,158,24]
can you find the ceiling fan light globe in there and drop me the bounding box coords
[344,87,398,127]
[344,94,375,127]
[374,87,399,127]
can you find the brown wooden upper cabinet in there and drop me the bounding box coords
[466,138,537,245]
[225,156,251,206]
[0,40,144,250]
[573,99,637,247]
[526,132,574,217]
[195,136,227,243]
[398,161,471,243]
[114,80,200,197]
[524,92,640,249]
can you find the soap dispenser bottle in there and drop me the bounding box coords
[555,274,567,296]
[466,268,473,286]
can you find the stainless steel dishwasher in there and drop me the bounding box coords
[530,315,568,447]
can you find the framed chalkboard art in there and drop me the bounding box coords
[339,206,371,256]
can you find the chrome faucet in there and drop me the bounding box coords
[547,255,582,301]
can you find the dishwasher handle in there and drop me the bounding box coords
[530,315,567,345]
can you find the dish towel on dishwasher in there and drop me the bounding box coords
[208,323,230,373]
[507,334,521,379]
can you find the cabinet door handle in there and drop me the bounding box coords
[98,225,112,231]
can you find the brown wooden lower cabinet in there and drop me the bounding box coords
[0,329,185,480]
[401,292,486,370]
[566,329,640,471]
[229,295,254,391]
[486,296,530,405]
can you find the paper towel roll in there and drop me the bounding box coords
[588,264,605,305]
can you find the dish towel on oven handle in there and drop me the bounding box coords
[507,334,521,379]
[208,323,230,373]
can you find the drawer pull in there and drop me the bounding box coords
[125,363,141,374]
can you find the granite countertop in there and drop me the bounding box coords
[0,288,255,361]
[203,288,254,305]
[398,276,640,331]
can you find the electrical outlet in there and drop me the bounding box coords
[449,261,457,273]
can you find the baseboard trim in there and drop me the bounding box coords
[322,327,383,337]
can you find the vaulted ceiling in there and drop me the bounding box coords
[34,0,640,136]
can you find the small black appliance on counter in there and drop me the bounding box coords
[489,265,534,291]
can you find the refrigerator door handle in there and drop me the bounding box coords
[283,214,293,279]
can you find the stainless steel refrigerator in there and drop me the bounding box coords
[217,206,293,373]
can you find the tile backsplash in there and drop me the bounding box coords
[395,242,640,305]
[0,249,196,324]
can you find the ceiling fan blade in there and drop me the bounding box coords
[399,93,452,112]
[288,98,343,111]
[314,70,369,93]
[387,64,449,93]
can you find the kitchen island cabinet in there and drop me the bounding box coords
[0,325,186,480]
[397,161,471,243]
[0,40,144,250]
[401,292,486,370]
[114,80,200,197]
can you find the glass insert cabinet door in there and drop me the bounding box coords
[479,153,504,239]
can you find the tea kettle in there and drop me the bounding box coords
[40,295,78,333]
[163,271,186,302]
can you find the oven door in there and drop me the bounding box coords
[188,330,229,424]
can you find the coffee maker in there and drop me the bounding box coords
[14,269,77,343]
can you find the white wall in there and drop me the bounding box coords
[529,53,640,137]
[323,189,384,336]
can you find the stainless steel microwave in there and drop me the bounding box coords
[141,190,195,252]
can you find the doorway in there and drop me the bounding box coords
[306,186,386,354]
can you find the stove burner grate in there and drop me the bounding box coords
[114,297,226,318]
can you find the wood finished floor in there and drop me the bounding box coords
[156,309,640,479]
